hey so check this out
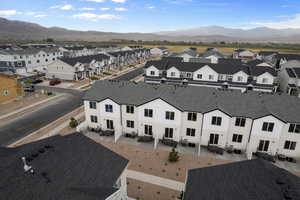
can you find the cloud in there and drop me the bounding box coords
[250,14,300,29]
[115,7,127,11]
[0,10,18,16]
[34,14,47,18]
[81,7,96,11]
[72,13,120,20]
[147,6,155,9]
[50,4,73,10]
[85,0,106,2]
[100,7,110,11]
[112,0,126,3]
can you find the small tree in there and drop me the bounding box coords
[69,117,78,128]
[90,76,99,81]
[168,148,179,162]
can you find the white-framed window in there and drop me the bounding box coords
[126,120,134,128]
[89,101,97,109]
[106,120,114,129]
[209,134,219,145]
[209,75,214,80]
[262,122,274,132]
[284,141,296,150]
[150,71,155,75]
[164,128,174,138]
[187,112,197,121]
[288,124,300,134]
[235,117,246,127]
[232,134,243,143]
[165,111,175,120]
[258,140,270,152]
[237,76,243,82]
[186,73,191,78]
[170,72,176,77]
[144,109,153,117]
[126,105,134,114]
[211,116,222,126]
[186,128,196,137]
[197,74,202,79]
[90,115,98,123]
[144,124,152,135]
[105,104,113,112]
[262,78,268,83]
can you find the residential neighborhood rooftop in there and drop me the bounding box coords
[184,159,300,200]
[0,134,128,200]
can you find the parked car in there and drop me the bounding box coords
[24,85,35,92]
[32,79,43,84]
[49,79,61,86]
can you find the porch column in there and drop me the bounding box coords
[154,137,159,149]
[197,143,201,156]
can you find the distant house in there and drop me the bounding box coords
[184,159,300,200]
[233,49,256,60]
[0,60,26,74]
[122,45,143,51]
[0,134,129,200]
[279,67,300,97]
[257,51,278,60]
[247,59,272,67]
[0,74,23,103]
[150,47,169,56]
[202,49,225,63]
[271,53,300,70]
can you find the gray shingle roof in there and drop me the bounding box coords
[83,80,300,122]
[59,54,110,66]
[0,134,128,200]
[184,159,300,200]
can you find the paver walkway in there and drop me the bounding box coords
[126,169,185,191]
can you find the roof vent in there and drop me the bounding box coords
[22,157,33,173]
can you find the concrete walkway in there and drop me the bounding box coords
[126,169,185,191]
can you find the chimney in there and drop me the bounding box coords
[22,157,33,173]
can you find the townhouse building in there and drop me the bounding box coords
[82,80,300,159]
[271,53,300,71]
[278,67,300,97]
[233,49,256,60]
[0,134,129,200]
[61,46,98,58]
[0,47,63,72]
[46,54,111,80]
[150,47,169,56]
[144,60,277,93]
[108,49,150,68]
[0,60,26,74]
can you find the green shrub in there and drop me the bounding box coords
[69,117,78,128]
[102,72,112,76]
[168,148,179,162]
[90,76,99,81]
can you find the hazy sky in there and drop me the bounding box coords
[1,0,300,32]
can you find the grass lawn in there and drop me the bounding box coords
[143,44,300,54]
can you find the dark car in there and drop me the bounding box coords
[32,79,43,84]
[49,79,61,86]
[24,85,35,92]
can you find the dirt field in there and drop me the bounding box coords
[143,44,300,54]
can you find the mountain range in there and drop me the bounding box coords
[1,17,300,43]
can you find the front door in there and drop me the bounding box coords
[258,140,270,152]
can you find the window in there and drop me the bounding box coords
[187,112,197,121]
[262,78,268,83]
[284,141,297,150]
[235,117,246,127]
[209,75,214,80]
[89,101,96,109]
[90,115,98,123]
[52,58,55,61]
[45,59,48,62]
[144,125,152,135]
[197,74,202,79]
[288,124,300,133]
[237,76,243,82]
[126,120,134,128]
[232,134,243,143]
[211,116,222,126]
[164,128,174,138]
[186,73,191,78]
[186,128,196,137]
[144,109,153,117]
[150,71,155,75]
[28,61,31,64]
[126,105,134,114]
[165,111,175,120]
[170,72,175,77]
[37,60,40,63]
[258,140,270,152]
[105,104,113,112]
[106,120,114,129]
[209,134,219,145]
[262,122,274,132]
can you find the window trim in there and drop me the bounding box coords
[166,111,175,120]
[235,117,246,127]
[144,109,153,118]
[232,134,243,143]
[262,122,274,132]
[186,128,196,137]
[211,116,222,126]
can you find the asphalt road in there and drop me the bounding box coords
[0,67,144,146]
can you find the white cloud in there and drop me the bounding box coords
[112,0,126,3]
[34,14,47,18]
[0,10,18,16]
[72,13,120,20]
[50,4,73,10]
[147,6,155,9]
[85,0,106,2]
[100,7,110,11]
[81,7,96,11]
[115,7,127,11]
[250,14,300,29]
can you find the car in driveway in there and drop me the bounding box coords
[32,79,43,84]
[49,79,61,86]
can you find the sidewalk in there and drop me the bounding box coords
[126,170,185,191]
